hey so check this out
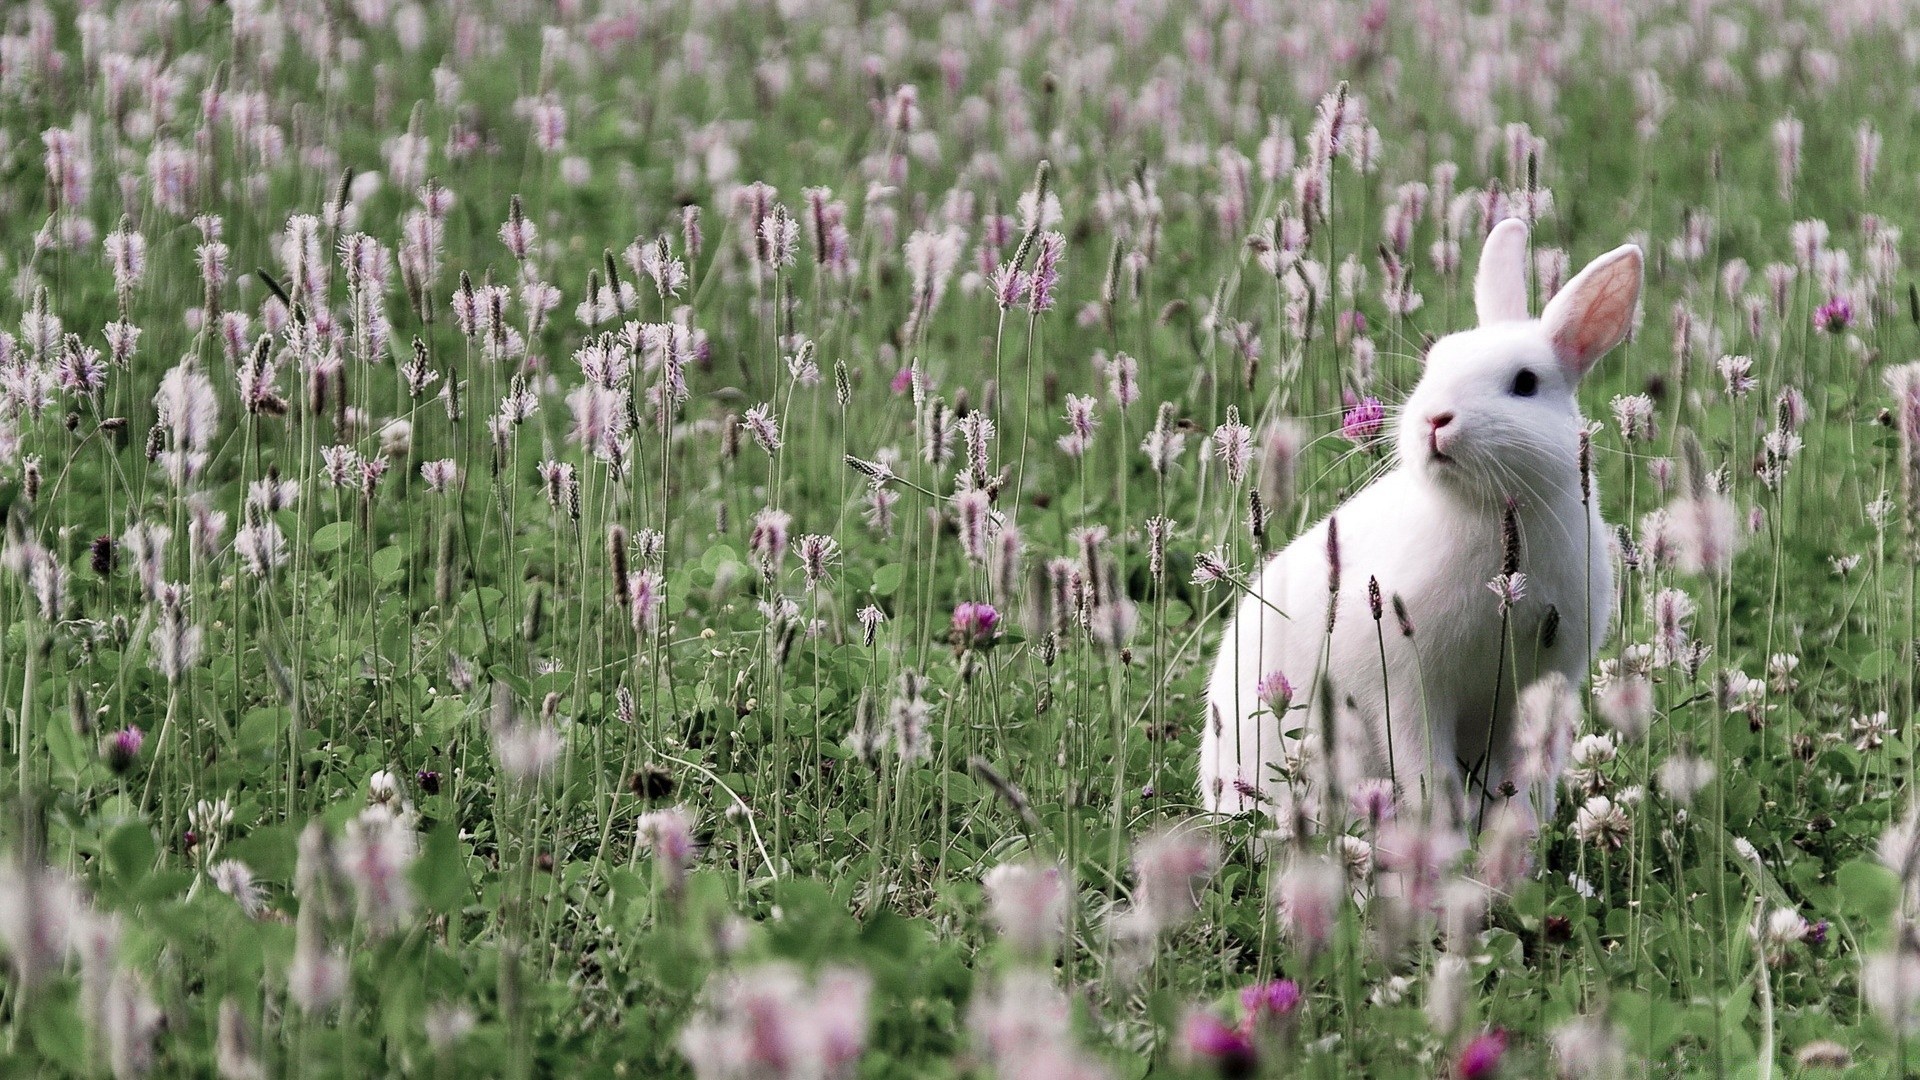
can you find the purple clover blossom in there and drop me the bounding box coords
[1238,979,1302,1027]
[1341,396,1385,442]
[1182,1010,1257,1077]
[1256,671,1293,715]
[103,726,144,774]
[1456,1030,1508,1080]
[1814,296,1854,334]
[952,601,999,643]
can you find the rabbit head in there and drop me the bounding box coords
[1395,218,1644,505]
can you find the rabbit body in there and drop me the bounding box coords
[1199,221,1642,832]
[1198,457,1610,830]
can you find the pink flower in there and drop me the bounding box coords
[102,727,144,774]
[1181,1011,1257,1076]
[1238,980,1301,1031]
[952,601,999,643]
[1340,396,1385,442]
[1456,1030,1507,1079]
[1814,297,1854,334]
[1256,671,1293,715]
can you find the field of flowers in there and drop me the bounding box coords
[3,0,1920,1075]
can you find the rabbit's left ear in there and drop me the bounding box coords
[1542,244,1643,379]
[1474,218,1531,326]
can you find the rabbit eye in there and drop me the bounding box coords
[1510,369,1539,397]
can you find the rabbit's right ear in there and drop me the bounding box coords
[1474,218,1531,326]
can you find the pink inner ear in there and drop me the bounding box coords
[1555,266,1638,372]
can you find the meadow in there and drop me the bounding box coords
[1,0,1919,1075]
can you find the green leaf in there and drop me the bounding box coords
[225,825,299,883]
[872,563,905,597]
[371,544,407,582]
[312,521,354,553]
[236,706,287,757]
[1835,858,1899,924]
[414,824,471,914]
[43,709,85,779]
[105,821,156,887]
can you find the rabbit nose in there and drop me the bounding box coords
[1427,411,1455,431]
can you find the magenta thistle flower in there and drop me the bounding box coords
[952,601,999,643]
[1340,396,1385,442]
[1814,296,1854,334]
[1456,1029,1508,1080]
[1239,979,1302,1028]
[1181,1010,1257,1077]
[102,727,144,774]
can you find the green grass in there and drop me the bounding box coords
[0,1,1918,1077]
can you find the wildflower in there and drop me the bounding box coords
[420,459,459,491]
[234,522,288,578]
[1376,820,1467,909]
[1851,710,1894,751]
[1813,296,1853,334]
[742,403,781,454]
[1057,394,1099,457]
[1128,825,1217,938]
[1656,755,1715,806]
[1027,231,1065,312]
[678,963,872,1080]
[1864,944,1920,1034]
[1549,1015,1625,1079]
[1716,354,1755,397]
[1596,675,1653,740]
[1340,396,1384,442]
[340,806,416,936]
[103,970,162,1079]
[982,861,1066,960]
[210,860,265,918]
[1239,980,1301,1034]
[955,489,992,563]
[1574,795,1630,850]
[425,1004,477,1052]
[1273,856,1343,954]
[1108,352,1139,407]
[1180,1010,1256,1077]
[102,727,144,774]
[490,702,563,785]
[856,605,886,647]
[1564,734,1617,794]
[216,998,264,1080]
[0,859,82,988]
[952,601,1000,644]
[1456,1030,1507,1080]
[1336,776,1392,828]
[1485,571,1527,612]
[287,921,347,1015]
[749,508,792,570]
[1256,671,1294,717]
[795,534,839,589]
[1610,394,1655,442]
[1191,548,1232,586]
[1476,802,1536,892]
[888,674,932,762]
[1143,402,1189,474]
[637,808,697,897]
[1210,407,1253,484]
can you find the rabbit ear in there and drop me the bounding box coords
[1541,244,1643,379]
[1474,218,1531,326]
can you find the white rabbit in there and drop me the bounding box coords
[1199,218,1641,833]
